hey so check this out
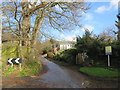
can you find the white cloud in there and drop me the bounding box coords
[72,29,81,34]
[95,6,107,13]
[81,25,94,32]
[65,35,76,41]
[109,0,118,10]
[95,0,119,14]
[60,34,76,41]
[60,25,94,40]
[84,13,93,21]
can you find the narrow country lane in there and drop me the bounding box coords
[39,57,84,88]
[2,57,119,88]
[34,57,118,88]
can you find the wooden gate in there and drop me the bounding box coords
[76,53,88,64]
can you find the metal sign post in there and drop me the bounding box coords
[108,55,110,67]
[105,46,112,67]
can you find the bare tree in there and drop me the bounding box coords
[98,27,116,42]
[2,0,89,59]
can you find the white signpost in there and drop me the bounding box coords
[105,46,112,67]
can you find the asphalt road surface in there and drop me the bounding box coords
[36,57,119,88]
[2,57,119,88]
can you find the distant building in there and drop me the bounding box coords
[59,37,77,50]
[59,41,76,50]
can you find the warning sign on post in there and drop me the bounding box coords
[105,46,112,55]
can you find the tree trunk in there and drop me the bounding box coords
[31,14,44,47]
[21,2,31,46]
[21,2,31,60]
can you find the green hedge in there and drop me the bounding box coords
[54,48,78,64]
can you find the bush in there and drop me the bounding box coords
[54,49,78,64]
[47,52,55,58]
[75,32,120,67]
[42,46,52,54]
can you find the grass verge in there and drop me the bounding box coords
[80,67,120,78]
[2,59,42,77]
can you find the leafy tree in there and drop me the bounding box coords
[75,30,108,65]
[54,49,78,64]
[75,30,93,53]
[75,29,120,67]
[42,46,52,54]
[115,13,120,41]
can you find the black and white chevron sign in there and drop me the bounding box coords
[8,58,22,64]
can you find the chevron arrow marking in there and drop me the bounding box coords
[8,58,13,64]
[15,58,20,63]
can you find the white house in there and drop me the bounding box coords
[59,41,76,50]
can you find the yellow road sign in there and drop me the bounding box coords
[105,46,112,55]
